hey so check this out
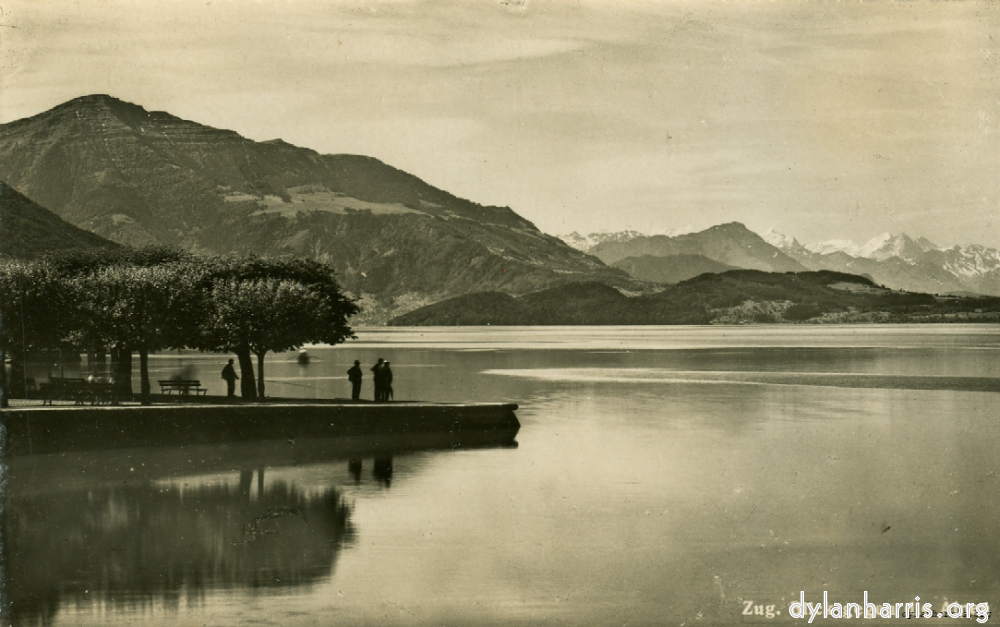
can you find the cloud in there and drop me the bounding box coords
[2,0,998,247]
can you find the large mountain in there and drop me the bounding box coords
[0,181,118,259]
[764,229,1000,296]
[589,222,808,273]
[0,95,630,320]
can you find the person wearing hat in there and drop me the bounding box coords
[347,360,363,401]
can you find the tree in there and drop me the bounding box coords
[0,260,78,405]
[2,250,357,405]
[198,256,358,399]
[71,263,203,404]
[46,246,197,400]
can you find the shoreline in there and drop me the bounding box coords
[1,400,521,456]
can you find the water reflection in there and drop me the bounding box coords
[3,424,516,626]
[7,327,1000,626]
[5,470,353,626]
[348,459,363,483]
[372,457,393,488]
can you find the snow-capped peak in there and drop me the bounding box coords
[860,233,939,262]
[650,225,696,237]
[939,244,1000,278]
[804,239,862,256]
[559,227,696,252]
[857,232,893,259]
[762,228,802,251]
[558,230,645,251]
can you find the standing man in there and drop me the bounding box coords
[383,361,394,401]
[221,358,239,400]
[347,360,363,401]
[371,358,385,401]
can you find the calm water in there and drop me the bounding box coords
[5,325,1000,626]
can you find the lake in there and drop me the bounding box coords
[5,325,1000,626]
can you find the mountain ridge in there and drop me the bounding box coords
[589,222,808,273]
[0,181,119,259]
[0,95,633,321]
[611,254,738,284]
[765,228,1000,296]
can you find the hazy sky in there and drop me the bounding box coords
[2,0,998,247]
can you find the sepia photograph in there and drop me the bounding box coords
[1,0,999,625]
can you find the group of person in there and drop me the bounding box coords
[220,356,395,402]
[347,358,393,401]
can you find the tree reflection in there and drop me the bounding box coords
[4,472,354,626]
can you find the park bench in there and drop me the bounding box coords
[40,377,88,405]
[158,379,208,396]
[40,377,116,405]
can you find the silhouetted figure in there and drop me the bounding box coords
[373,457,393,487]
[383,362,394,401]
[347,360,363,401]
[221,359,239,399]
[371,358,385,401]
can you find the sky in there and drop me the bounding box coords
[1,0,998,248]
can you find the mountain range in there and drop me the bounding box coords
[0,95,630,321]
[762,230,1000,296]
[560,225,1000,297]
[3,94,998,325]
[589,223,807,272]
[560,227,695,252]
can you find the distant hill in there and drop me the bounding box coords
[390,270,1000,326]
[0,181,118,259]
[390,280,711,325]
[0,95,631,321]
[612,254,737,284]
[590,223,808,272]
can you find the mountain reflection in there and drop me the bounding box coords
[5,470,354,626]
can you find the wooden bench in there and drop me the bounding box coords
[41,378,116,405]
[40,378,88,405]
[158,379,208,396]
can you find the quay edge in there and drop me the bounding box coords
[0,401,521,456]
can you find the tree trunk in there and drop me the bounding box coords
[139,346,151,405]
[95,347,108,374]
[235,345,257,400]
[0,347,8,408]
[255,351,266,400]
[116,346,133,398]
[9,350,26,398]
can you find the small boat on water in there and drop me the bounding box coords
[297,349,310,364]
